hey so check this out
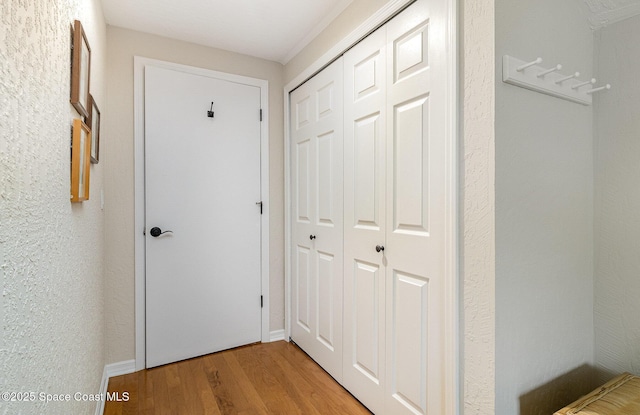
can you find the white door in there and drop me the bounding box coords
[384,1,447,413]
[343,0,448,413]
[145,66,262,368]
[290,59,344,381]
[343,27,388,415]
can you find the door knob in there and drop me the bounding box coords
[150,227,173,237]
[376,245,385,253]
[310,235,316,240]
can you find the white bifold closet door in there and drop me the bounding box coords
[290,0,448,413]
[290,59,344,382]
[343,0,448,414]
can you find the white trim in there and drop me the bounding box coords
[134,57,145,371]
[134,57,271,371]
[283,0,459,413]
[284,86,292,342]
[95,360,136,415]
[284,92,291,342]
[106,359,137,378]
[445,1,460,413]
[269,329,285,342]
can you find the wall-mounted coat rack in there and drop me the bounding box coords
[502,55,611,106]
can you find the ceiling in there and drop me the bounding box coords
[102,0,640,64]
[101,0,353,64]
[582,0,640,28]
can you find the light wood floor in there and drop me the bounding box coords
[104,341,372,415]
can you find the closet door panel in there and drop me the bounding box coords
[353,260,382,375]
[393,95,430,234]
[392,19,430,84]
[316,250,337,349]
[389,270,430,414]
[385,0,447,414]
[295,245,312,332]
[290,58,344,382]
[343,27,387,415]
[296,139,312,224]
[354,114,381,228]
[317,131,336,225]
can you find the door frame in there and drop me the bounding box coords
[134,57,270,370]
[283,0,460,413]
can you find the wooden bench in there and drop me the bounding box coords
[554,373,640,415]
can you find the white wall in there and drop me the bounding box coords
[0,0,107,413]
[104,27,284,363]
[594,14,640,380]
[495,0,596,413]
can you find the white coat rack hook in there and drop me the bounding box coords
[571,78,596,90]
[517,57,542,72]
[537,64,562,78]
[502,55,609,106]
[585,84,611,95]
[555,72,580,84]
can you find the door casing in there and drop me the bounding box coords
[134,57,271,370]
[283,0,459,413]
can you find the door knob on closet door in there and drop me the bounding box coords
[376,245,385,253]
[310,235,316,240]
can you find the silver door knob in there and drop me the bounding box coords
[376,245,384,253]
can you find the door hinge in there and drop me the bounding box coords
[256,201,263,214]
[259,109,263,121]
[261,295,263,308]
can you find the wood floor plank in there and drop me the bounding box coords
[272,343,371,415]
[232,344,309,415]
[104,341,371,415]
[247,343,325,415]
[222,352,272,415]
[205,352,256,414]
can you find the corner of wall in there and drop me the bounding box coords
[461,0,496,413]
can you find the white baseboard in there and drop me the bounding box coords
[269,329,285,342]
[106,359,136,378]
[95,360,136,415]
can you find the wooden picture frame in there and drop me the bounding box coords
[71,119,91,202]
[70,20,91,118]
[88,94,100,163]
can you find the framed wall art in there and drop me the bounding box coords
[88,94,100,163]
[71,119,91,202]
[70,20,91,118]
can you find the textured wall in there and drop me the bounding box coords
[0,0,107,414]
[495,0,596,413]
[594,14,640,380]
[104,27,284,364]
[461,0,496,413]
